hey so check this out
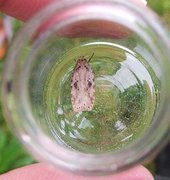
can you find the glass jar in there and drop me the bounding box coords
[1,0,170,175]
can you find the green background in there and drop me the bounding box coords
[0,0,170,175]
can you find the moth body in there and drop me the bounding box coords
[71,55,95,112]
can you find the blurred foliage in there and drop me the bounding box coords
[0,125,35,174]
[0,18,35,174]
[148,0,170,15]
[148,0,170,27]
[0,0,170,176]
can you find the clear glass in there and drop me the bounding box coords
[1,0,170,175]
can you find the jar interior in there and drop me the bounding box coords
[26,18,160,153]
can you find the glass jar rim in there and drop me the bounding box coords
[2,0,170,175]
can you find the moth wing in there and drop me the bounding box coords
[71,71,80,102]
[85,63,95,97]
[71,60,95,112]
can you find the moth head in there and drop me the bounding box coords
[76,58,88,67]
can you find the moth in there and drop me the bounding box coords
[71,53,95,112]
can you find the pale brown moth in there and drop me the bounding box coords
[71,53,95,112]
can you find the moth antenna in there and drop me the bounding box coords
[88,52,94,62]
